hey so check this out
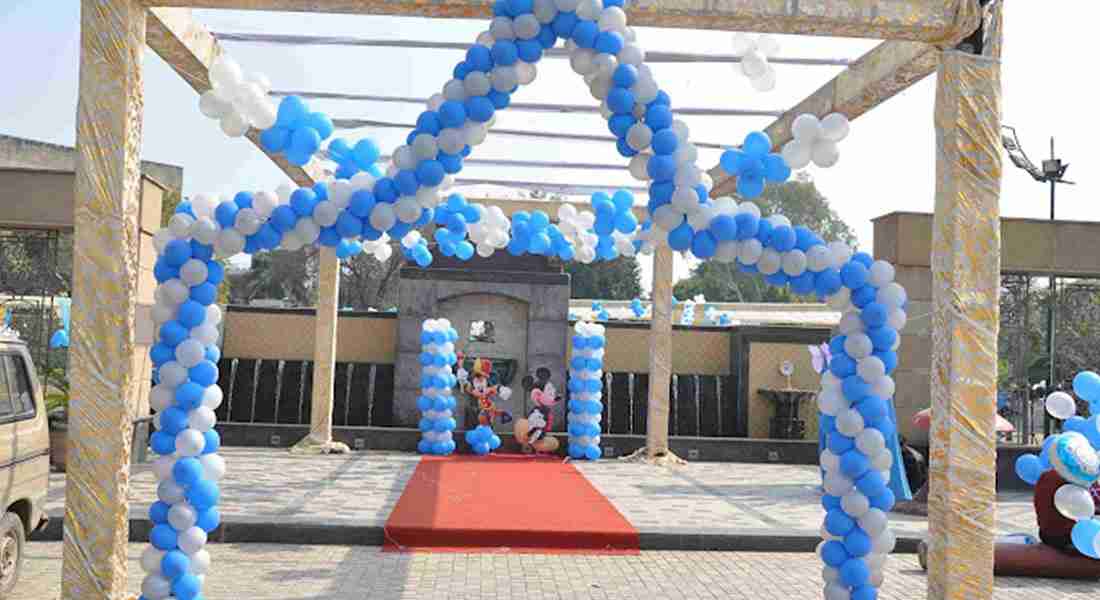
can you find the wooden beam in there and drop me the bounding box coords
[142,0,982,44]
[708,40,940,197]
[145,7,325,186]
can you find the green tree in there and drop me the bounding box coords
[565,255,642,300]
[226,248,318,306]
[673,176,858,303]
[339,249,404,310]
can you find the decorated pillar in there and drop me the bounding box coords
[646,245,673,456]
[926,47,1003,599]
[64,0,145,596]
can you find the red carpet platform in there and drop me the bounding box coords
[384,454,639,554]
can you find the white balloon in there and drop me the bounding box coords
[671,186,699,214]
[827,241,853,269]
[872,528,896,554]
[836,409,865,436]
[626,123,653,151]
[653,205,682,232]
[750,65,777,92]
[841,491,870,518]
[159,362,188,388]
[412,133,438,160]
[516,61,537,85]
[168,503,198,531]
[198,89,231,119]
[395,197,421,224]
[791,113,823,142]
[209,55,243,90]
[489,16,516,40]
[868,260,896,287]
[618,43,645,66]
[823,583,850,600]
[514,14,541,38]
[887,308,908,331]
[179,526,208,555]
[190,549,212,575]
[312,201,340,228]
[175,428,206,457]
[202,385,224,410]
[205,304,223,326]
[141,546,165,574]
[219,109,250,138]
[216,228,246,257]
[781,249,807,277]
[869,375,895,399]
[153,455,176,481]
[369,203,396,232]
[740,50,767,78]
[189,406,217,432]
[192,324,219,347]
[857,357,886,382]
[1046,391,1077,420]
[598,6,627,32]
[738,238,764,265]
[856,429,887,456]
[157,480,186,504]
[812,140,840,168]
[168,213,195,239]
[175,339,205,368]
[200,453,227,481]
[824,473,854,496]
[1055,484,1096,521]
[491,66,519,92]
[821,113,851,142]
[756,34,781,58]
[820,449,840,473]
[827,287,852,311]
[757,249,782,275]
[780,140,812,170]
[818,389,847,417]
[570,48,597,75]
[179,259,209,288]
[141,574,173,600]
[859,508,889,537]
[871,449,893,472]
[877,282,907,308]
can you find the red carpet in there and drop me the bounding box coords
[384,455,638,554]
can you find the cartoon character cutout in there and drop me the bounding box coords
[461,357,512,427]
[514,368,561,454]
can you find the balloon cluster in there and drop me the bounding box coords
[704,305,730,326]
[142,206,230,600]
[781,113,851,170]
[591,301,610,322]
[507,209,575,260]
[731,33,781,92]
[326,137,384,180]
[813,250,907,599]
[629,298,646,319]
[1013,371,1100,558]
[198,55,276,138]
[400,231,433,267]
[417,319,459,456]
[679,296,699,325]
[590,190,639,260]
[718,131,792,199]
[556,204,598,263]
[465,424,502,456]
[567,321,605,461]
[259,95,335,166]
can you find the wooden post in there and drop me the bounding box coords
[292,247,348,453]
[64,0,146,596]
[646,245,673,457]
[926,47,1002,600]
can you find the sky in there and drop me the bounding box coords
[0,2,1095,292]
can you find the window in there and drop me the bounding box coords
[0,356,13,418]
[5,355,35,416]
[468,320,495,344]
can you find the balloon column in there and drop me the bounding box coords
[198,55,277,137]
[259,95,335,166]
[1013,371,1100,558]
[814,253,906,599]
[630,298,646,319]
[417,319,459,456]
[142,222,228,600]
[679,296,699,325]
[568,321,605,461]
[591,301,610,322]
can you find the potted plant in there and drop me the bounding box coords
[44,368,69,472]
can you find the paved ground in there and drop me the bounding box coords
[47,448,1037,542]
[16,542,1098,600]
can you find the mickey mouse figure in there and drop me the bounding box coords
[513,367,561,455]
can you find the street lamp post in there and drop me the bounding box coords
[1002,127,1073,439]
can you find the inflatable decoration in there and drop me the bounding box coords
[326,137,384,180]
[568,321,605,461]
[417,319,459,455]
[260,95,334,166]
[780,112,851,171]
[591,301,610,322]
[465,423,502,456]
[731,33,781,92]
[679,295,702,325]
[629,298,646,319]
[718,131,791,200]
[199,55,277,138]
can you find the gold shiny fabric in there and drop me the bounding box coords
[142,0,981,43]
[65,0,146,597]
[926,49,1002,600]
[645,245,673,455]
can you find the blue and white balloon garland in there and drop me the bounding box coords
[417,319,459,456]
[141,208,230,600]
[259,95,335,167]
[568,320,606,461]
[1014,371,1100,558]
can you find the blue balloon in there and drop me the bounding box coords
[691,230,717,259]
[840,558,870,587]
[276,95,309,128]
[840,261,870,289]
[668,222,695,251]
[159,321,188,348]
[187,479,220,511]
[840,450,871,479]
[149,501,171,524]
[651,129,679,155]
[260,126,291,152]
[584,445,602,460]
[820,540,850,567]
[743,131,771,156]
[861,302,888,329]
[645,104,673,131]
[856,470,887,497]
[844,529,872,557]
[828,431,855,455]
[1015,453,1042,485]
[163,239,192,268]
[1071,520,1100,558]
[150,523,178,551]
[825,510,855,536]
[736,175,765,199]
[188,361,218,387]
[197,507,221,533]
[1074,372,1100,403]
[172,573,202,600]
[150,431,176,456]
[172,457,204,487]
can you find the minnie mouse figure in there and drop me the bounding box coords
[513,367,561,455]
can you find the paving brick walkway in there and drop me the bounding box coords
[46,448,1037,541]
[16,543,1097,600]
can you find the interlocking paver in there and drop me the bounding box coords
[14,543,1098,599]
[45,448,1038,540]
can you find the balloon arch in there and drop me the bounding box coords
[139,2,906,599]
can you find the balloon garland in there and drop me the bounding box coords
[417,319,460,456]
[158,1,892,598]
[568,320,606,460]
[1014,371,1100,558]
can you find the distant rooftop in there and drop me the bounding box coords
[0,134,183,192]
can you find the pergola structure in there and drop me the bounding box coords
[70,1,1002,598]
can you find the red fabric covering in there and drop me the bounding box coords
[384,455,639,554]
[1034,471,1100,543]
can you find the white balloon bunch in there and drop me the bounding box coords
[557,203,599,264]
[731,33,780,92]
[467,203,512,258]
[781,113,851,170]
[198,55,277,138]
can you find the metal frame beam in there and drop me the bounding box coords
[142,0,982,44]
